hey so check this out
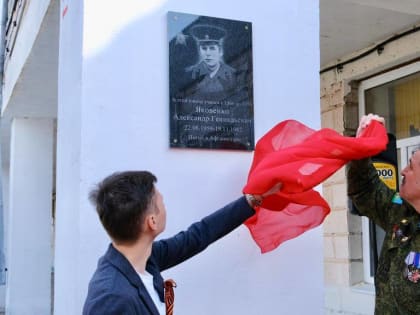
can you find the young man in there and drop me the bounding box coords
[83,170,267,315]
[187,24,237,98]
[347,114,420,314]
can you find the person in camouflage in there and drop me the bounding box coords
[347,114,420,315]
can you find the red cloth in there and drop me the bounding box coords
[243,120,388,253]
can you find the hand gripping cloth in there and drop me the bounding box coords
[243,120,388,253]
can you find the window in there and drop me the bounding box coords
[358,61,420,283]
[4,0,27,67]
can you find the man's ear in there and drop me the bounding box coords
[146,214,158,231]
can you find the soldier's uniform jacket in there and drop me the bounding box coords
[188,61,237,98]
[348,158,420,315]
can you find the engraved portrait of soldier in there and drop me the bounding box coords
[185,24,237,100]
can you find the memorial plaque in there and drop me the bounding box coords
[168,11,254,150]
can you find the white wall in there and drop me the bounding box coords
[56,0,322,314]
[6,118,53,315]
[54,0,83,313]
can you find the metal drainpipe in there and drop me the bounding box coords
[0,0,9,286]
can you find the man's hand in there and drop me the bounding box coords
[245,182,282,208]
[356,113,385,137]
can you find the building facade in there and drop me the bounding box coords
[3,1,419,314]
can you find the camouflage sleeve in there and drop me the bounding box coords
[346,158,396,230]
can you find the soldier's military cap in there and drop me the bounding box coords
[190,24,226,45]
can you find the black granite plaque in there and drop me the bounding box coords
[168,11,254,150]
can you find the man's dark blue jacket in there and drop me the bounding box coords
[83,197,255,315]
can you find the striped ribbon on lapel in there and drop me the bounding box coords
[164,279,177,315]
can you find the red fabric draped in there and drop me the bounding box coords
[243,120,388,253]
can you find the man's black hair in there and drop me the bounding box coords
[89,171,157,243]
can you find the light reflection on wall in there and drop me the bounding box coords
[83,0,166,58]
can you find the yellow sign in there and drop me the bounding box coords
[373,162,397,190]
